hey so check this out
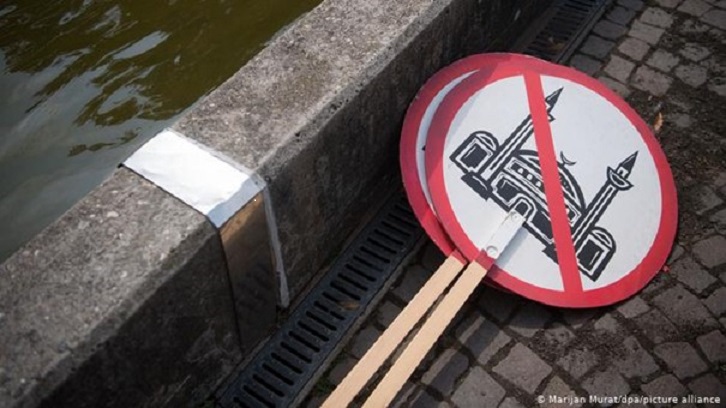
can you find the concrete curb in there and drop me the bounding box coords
[0,0,551,406]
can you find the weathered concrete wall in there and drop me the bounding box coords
[174,0,551,302]
[0,0,551,406]
[0,169,241,407]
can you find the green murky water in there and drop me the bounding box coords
[0,0,321,261]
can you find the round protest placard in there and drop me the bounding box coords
[425,56,677,307]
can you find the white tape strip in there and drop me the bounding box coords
[124,129,263,228]
[124,128,290,307]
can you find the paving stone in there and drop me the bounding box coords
[305,394,326,408]
[641,375,688,403]
[376,300,401,327]
[594,314,621,333]
[632,65,673,95]
[607,6,638,25]
[715,172,726,188]
[641,7,676,27]
[408,389,451,407]
[493,344,552,394]
[604,55,636,82]
[630,20,666,44]
[614,336,660,379]
[695,187,724,215]
[498,397,526,408]
[475,288,521,323]
[704,287,726,316]
[655,0,683,8]
[668,244,685,264]
[687,374,726,400]
[715,209,726,232]
[670,255,717,293]
[451,366,506,408]
[349,325,381,359]
[646,49,681,72]
[701,55,726,75]
[421,242,446,272]
[597,76,632,97]
[582,368,631,398]
[653,285,719,331]
[702,9,726,29]
[634,309,681,344]
[543,323,575,350]
[581,35,616,59]
[680,18,713,34]
[654,342,708,379]
[455,315,511,365]
[618,0,645,10]
[679,43,712,61]
[561,309,598,329]
[393,264,431,303]
[710,26,726,40]
[557,347,599,379]
[421,348,470,397]
[678,0,713,16]
[618,37,651,60]
[669,97,694,111]
[696,330,726,363]
[692,235,726,267]
[593,20,629,39]
[541,376,581,408]
[570,54,603,75]
[617,296,650,318]
[675,63,709,86]
[391,381,417,407]
[669,112,693,128]
[328,355,358,385]
[508,302,552,338]
[642,270,672,294]
[708,76,726,96]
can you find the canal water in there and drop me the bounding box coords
[0,0,320,261]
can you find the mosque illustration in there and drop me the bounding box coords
[450,88,637,282]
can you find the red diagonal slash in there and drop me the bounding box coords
[523,72,583,294]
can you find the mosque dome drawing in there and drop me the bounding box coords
[449,88,637,282]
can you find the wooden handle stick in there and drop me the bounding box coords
[362,211,523,407]
[361,262,487,408]
[322,255,466,408]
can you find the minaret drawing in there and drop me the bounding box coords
[450,88,637,282]
[482,88,563,181]
[572,152,637,248]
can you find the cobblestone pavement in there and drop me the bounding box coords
[307,0,726,406]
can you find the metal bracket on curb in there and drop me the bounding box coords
[124,129,288,349]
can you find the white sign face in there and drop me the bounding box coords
[425,58,677,307]
[416,73,473,211]
[401,53,520,256]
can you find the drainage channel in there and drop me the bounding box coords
[217,193,423,408]
[216,0,611,406]
[519,0,611,62]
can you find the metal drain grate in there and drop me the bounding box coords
[216,193,422,408]
[523,0,611,63]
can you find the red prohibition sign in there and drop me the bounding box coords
[425,57,678,308]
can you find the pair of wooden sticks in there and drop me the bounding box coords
[322,211,523,407]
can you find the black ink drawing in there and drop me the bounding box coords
[450,88,637,281]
